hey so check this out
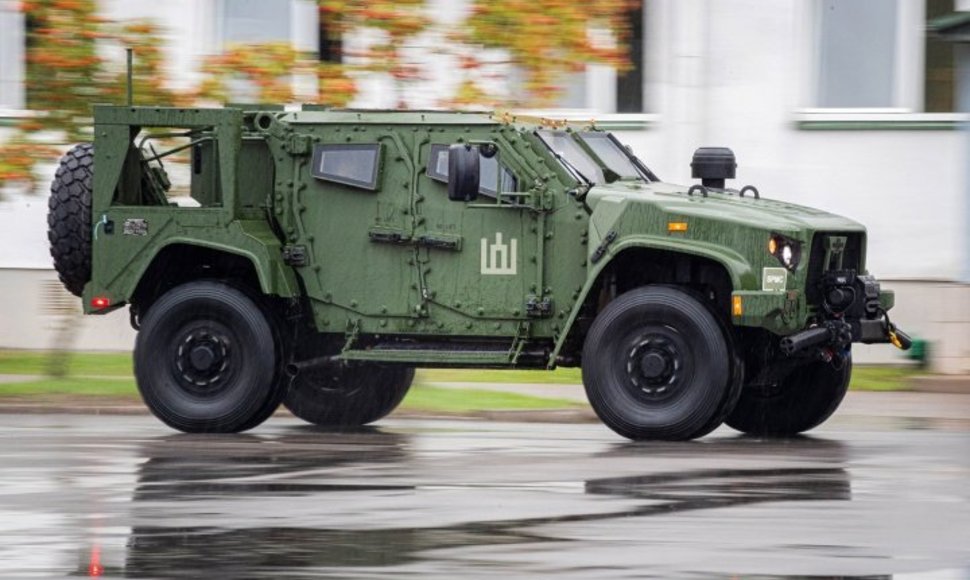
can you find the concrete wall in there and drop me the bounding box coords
[0,269,137,352]
[853,280,970,374]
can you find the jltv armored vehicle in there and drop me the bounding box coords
[47,103,910,440]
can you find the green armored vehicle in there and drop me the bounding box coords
[47,103,911,440]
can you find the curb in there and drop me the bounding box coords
[0,404,148,415]
[909,375,970,394]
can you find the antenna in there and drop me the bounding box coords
[126,48,133,106]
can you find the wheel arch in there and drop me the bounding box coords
[552,239,752,366]
[129,241,289,313]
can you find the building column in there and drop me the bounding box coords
[959,43,970,282]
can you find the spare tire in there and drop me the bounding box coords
[48,143,94,297]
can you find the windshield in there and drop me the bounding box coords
[536,130,604,183]
[537,130,652,184]
[578,132,642,179]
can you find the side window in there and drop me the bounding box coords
[426,144,518,197]
[311,143,381,190]
[479,155,517,196]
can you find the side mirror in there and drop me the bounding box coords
[448,143,479,202]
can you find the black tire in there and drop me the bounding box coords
[134,281,284,433]
[48,143,94,297]
[726,355,852,437]
[284,365,414,427]
[692,308,746,439]
[582,286,733,441]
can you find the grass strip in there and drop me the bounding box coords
[0,351,133,377]
[416,368,583,385]
[0,377,138,397]
[399,384,581,412]
[847,365,920,391]
[0,378,580,413]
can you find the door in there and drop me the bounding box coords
[414,140,541,333]
[297,130,420,321]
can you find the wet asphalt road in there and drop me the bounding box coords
[1,413,969,579]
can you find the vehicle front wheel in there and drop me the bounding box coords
[726,355,851,437]
[582,286,734,441]
[284,364,414,427]
[134,281,284,433]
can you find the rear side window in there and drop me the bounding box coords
[311,143,381,190]
[426,144,517,197]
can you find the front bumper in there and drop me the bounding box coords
[732,288,894,331]
[732,271,910,354]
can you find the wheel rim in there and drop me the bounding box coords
[171,322,235,397]
[621,325,693,403]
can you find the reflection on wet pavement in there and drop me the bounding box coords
[0,416,968,579]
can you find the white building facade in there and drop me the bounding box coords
[1,0,968,372]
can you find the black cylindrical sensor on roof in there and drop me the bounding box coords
[691,147,736,190]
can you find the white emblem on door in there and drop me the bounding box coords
[480,232,517,275]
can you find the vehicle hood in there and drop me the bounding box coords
[584,181,865,234]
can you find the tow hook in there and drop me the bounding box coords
[886,322,913,351]
[880,309,913,351]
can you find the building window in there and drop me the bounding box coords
[221,0,291,44]
[311,143,381,190]
[813,0,955,112]
[925,0,955,112]
[552,2,648,114]
[616,2,644,113]
[816,0,899,108]
[318,10,341,64]
[0,7,25,110]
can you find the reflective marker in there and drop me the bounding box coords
[732,295,743,317]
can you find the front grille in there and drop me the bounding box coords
[805,231,865,305]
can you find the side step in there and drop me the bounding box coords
[340,348,515,366]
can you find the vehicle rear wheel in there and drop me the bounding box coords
[284,365,414,427]
[134,281,284,433]
[582,286,734,441]
[725,355,851,437]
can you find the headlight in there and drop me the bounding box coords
[781,244,793,265]
[769,234,801,271]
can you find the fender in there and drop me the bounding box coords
[549,235,756,366]
[85,219,300,312]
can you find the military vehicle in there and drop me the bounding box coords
[47,97,911,440]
